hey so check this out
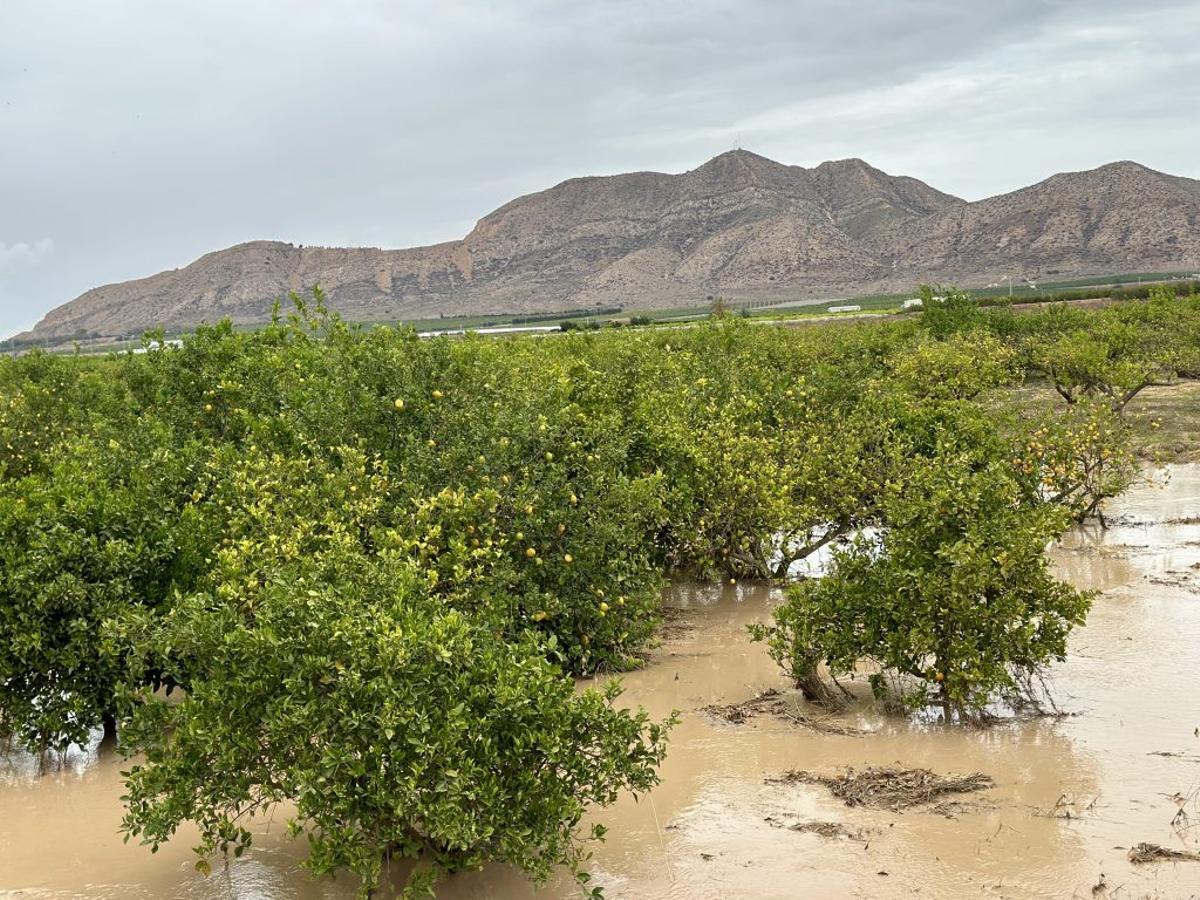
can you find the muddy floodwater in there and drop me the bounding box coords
[4,469,1200,899]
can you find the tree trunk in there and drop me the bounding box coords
[939,681,953,724]
[795,664,849,712]
[100,712,118,746]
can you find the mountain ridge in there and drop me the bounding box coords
[21,151,1200,341]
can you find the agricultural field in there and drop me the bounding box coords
[3,286,1200,898]
[14,273,1199,357]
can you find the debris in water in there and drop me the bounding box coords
[767,766,993,812]
[657,606,698,640]
[1036,793,1098,820]
[1161,786,1199,834]
[1148,750,1200,762]
[930,799,990,820]
[700,688,867,735]
[1146,571,1200,592]
[1127,842,1200,864]
[763,816,868,841]
[702,688,782,724]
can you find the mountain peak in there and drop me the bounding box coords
[1031,159,1174,189]
[815,157,873,172]
[699,147,778,166]
[1004,159,1200,207]
[691,148,789,177]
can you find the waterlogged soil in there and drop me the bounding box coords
[5,470,1200,899]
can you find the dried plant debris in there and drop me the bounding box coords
[1035,793,1099,821]
[768,766,994,812]
[702,688,783,724]
[700,689,866,735]
[763,815,869,841]
[1096,514,1152,527]
[928,800,985,820]
[1127,842,1200,864]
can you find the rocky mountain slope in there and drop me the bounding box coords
[22,152,1200,341]
[884,161,1200,281]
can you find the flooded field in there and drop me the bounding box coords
[4,469,1200,899]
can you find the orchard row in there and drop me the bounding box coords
[1,285,1196,895]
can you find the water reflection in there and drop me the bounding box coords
[0,729,111,783]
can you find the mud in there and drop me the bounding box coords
[4,468,1200,899]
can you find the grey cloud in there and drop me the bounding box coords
[1,0,1197,336]
[0,239,54,273]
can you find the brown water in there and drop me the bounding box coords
[4,469,1200,899]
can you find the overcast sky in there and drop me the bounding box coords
[3,0,1199,337]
